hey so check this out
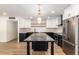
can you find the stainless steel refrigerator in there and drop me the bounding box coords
[62,17,76,55]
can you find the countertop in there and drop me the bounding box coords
[24,33,55,42]
[19,32,63,35]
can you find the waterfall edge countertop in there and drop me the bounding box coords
[24,33,55,42]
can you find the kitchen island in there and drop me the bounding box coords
[24,32,55,55]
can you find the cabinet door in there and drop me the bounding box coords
[64,7,70,19]
[24,19,31,28]
[73,5,79,16]
[63,8,68,20]
[46,19,52,28]
[63,5,79,20]
[19,33,26,42]
[19,19,31,28]
[69,5,77,18]
[63,5,72,20]
[19,19,24,28]
[46,18,58,28]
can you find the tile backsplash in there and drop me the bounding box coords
[19,26,63,34]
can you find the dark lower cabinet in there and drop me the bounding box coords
[19,33,32,42]
[46,32,54,39]
[19,33,27,42]
[57,35,62,47]
[62,40,75,55]
[32,41,48,51]
[46,32,62,47]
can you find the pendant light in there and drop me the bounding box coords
[37,4,42,24]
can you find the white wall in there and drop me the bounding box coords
[0,19,7,42]
[0,16,18,42]
[7,21,17,42]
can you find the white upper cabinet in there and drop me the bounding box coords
[63,5,79,20]
[63,5,71,20]
[46,17,58,28]
[19,18,31,28]
[24,19,31,28]
[19,19,24,28]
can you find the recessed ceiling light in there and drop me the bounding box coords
[2,12,7,16]
[51,10,55,14]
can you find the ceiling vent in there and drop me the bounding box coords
[9,17,15,19]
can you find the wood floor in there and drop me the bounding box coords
[0,39,65,55]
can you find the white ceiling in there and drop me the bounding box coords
[0,4,70,19]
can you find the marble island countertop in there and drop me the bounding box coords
[24,33,55,42]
